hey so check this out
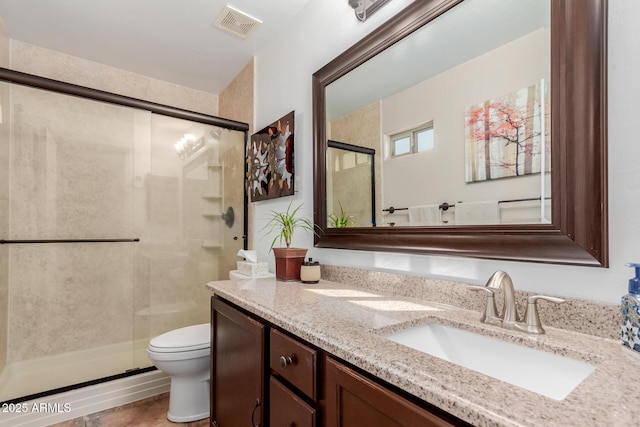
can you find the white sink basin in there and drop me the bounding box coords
[385,323,596,400]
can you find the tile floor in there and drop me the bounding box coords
[49,393,209,427]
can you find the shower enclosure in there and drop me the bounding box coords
[0,70,248,402]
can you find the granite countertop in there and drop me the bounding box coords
[206,277,640,427]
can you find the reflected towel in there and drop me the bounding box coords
[408,204,441,226]
[455,200,499,225]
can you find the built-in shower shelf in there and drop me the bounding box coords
[202,241,222,249]
[202,193,222,200]
[135,301,197,316]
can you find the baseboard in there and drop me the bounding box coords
[0,370,170,427]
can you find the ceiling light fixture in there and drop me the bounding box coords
[349,0,391,22]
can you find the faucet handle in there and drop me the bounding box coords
[468,286,502,326]
[523,295,566,334]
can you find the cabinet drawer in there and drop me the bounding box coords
[270,328,317,400]
[270,376,316,427]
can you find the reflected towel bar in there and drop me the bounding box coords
[383,197,551,214]
[0,238,140,244]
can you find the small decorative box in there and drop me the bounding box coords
[237,261,268,277]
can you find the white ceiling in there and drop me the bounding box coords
[0,0,312,94]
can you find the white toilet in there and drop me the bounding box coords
[147,271,274,422]
[147,323,211,422]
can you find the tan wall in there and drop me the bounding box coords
[10,40,218,116]
[329,101,382,227]
[219,59,255,252]
[219,58,254,127]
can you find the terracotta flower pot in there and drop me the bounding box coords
[273,247,308,281]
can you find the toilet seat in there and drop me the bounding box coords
[148,323,210,353]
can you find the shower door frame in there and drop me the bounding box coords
[0,67,249,404]
[0,67,250,251]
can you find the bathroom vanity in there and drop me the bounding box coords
[210,295,463,427]
[207,277,640,426]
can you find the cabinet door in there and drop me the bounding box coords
[325,357,466,427]
[211,297,265,427]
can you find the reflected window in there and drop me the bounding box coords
[391,121,434,157]
[393,136,411,156]
[416,126,434,151]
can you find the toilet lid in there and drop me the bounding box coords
[148,323,210,353]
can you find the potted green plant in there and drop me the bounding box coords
[328,201,355,228]
[264,201,317,281]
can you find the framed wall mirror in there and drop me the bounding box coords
[312,0,608,267]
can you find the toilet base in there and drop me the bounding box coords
[166,376,210,422]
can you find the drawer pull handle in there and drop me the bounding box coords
[279,355,294,368]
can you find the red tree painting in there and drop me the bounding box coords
[465,82,550,183]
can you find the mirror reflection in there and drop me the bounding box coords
[325,0,551,227]
[326,140,376,227]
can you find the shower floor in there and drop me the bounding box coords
[0,339,152,402]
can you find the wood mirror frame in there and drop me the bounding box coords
[312,0,608,267]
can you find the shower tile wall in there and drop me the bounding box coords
[9,40,219,117]
[7,85,141,364]
[219,58,254,261]
[130,114,228,350]
[0,17,10,378]
[219,130,246,274]
[0,37,246,399]
[0,18,8,67]
[8,245,136,362]
[2,86,233,399]
[133,172,212,343]
[329,102,382,226]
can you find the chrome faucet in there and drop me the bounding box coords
[470,271,565,334]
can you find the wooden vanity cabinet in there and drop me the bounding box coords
[211,296,468,427]
[211,297,266,427]
[325,357,469,427]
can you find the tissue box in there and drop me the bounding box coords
[237,261,268,277]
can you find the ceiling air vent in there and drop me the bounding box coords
[214,5,262,39]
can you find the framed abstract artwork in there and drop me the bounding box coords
[246,111,295,202]
[465,82,550,183]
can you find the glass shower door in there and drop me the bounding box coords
[0,82,147,401]
[0,78,247,402]
[131,114,246,371]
